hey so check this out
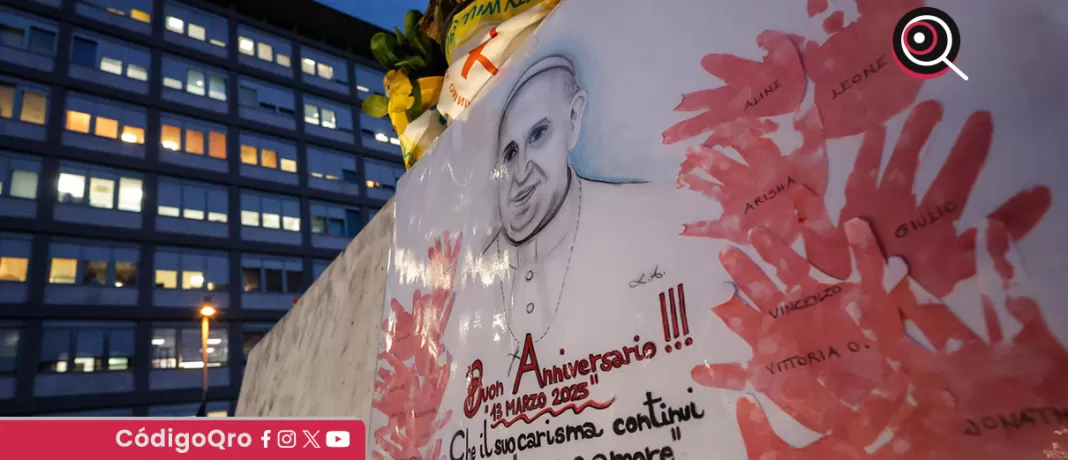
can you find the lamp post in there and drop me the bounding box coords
[198,296,217,414]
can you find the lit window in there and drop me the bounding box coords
[374,132,389,143]
[390,137,401,145]
[240,210,259,227]
[276,54,290,67]
[366,180,381,188]
[324,175,338,181]
[238,37,254,55]
[301,58,315,75]
[105,7,125,16]
[100,57,123,75]
[240,145,258,165]
[186,129,204,155]
[182,271,205,290]
[208,76,226,101]
[49,258,78,284]
[257,43,273,62]
[19,92,47,125]
[118,178,142,212]
[158,206,180,217]
[187,70,206,96]
[57,173,85,203]
[161,125,182,151]
[121,126,144,144]
[166,16,184,34]
[283,217,300,232]
[184,208,204,220]
[0,85,13,118]
[94,117,119,139]
[115,262,136,287]
[209,132,226,160]
[261,149,278,169]
[188,24,206,41]
[310,172,323,178]
[0,257,28,282]
[304,104,319,125]
[208,212,227,223]
[280,159,297,173]
[163,77,183,90]
[11,170,37,199]
[131,9,151,23]
[127,64,148,81]
[88,177,115,209]
[357,85,369,93]
[262,213,280,229]
[209,39,225,48]
[155,270,177,289]
[317,63,334,80]
[82,260,107,285]
[321,109,336,129]
[65,110,92,133]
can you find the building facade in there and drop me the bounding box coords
[0,0,405,416]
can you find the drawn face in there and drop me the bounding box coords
[497,69,586,243]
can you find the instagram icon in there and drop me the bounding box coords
[277,430,297,449]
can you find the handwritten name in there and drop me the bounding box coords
[830,55,889,100]
[964,406,1068,436]
[764,341,871,375]
[744,176,796,214]
[744,79,783,111]
[768,285,843,319]
[894,201,959,238]
[629,266,666,288]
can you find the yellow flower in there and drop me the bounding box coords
[416,76,444,111]
[384,70,415,135]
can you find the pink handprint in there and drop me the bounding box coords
[692,220,902,434]
[373,232,463,460]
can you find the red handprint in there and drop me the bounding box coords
[692,220,905,434]
[662,31,807,146]
[727,219,1068,459]
[676,115,828,246]
[373,232,463,460]
[791,100,1052,297]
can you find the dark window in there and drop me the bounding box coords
[209,280,229,292]
[238,87,256,108]
[327,218,344,237]
[242,331,264,360]
[39,327,133,373]
[115,261,137,287]
[258,102,277,112]
[81,260,108,286]
[27,27,56,55]
[70,37,97,67]
[285,270,302,293]
[242,267,260,292]
[311,216,325,234]
[346,210,362,237]
[342,169,358,184]
[0,329,18,374]
[263,268,282,293]
[0,25,25,49]
[278,107,295,116]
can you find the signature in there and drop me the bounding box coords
[629,266,665,288]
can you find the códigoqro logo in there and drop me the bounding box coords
[892,7,969,81]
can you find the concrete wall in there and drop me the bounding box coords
[235,199,393,424]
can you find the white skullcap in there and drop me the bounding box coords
[503,55,577,111]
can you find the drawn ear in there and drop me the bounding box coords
[568,89,588,150]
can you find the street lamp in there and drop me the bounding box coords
[197,296,217,416]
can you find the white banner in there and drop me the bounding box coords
[371,0,1068,459]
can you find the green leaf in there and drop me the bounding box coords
[370,32,400,67]
[394,27,409,48]
[404,10,423,38]
[361,95,390,118]
[397,55,428,73]
[406,78,424,121]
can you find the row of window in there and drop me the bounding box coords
[0,73,402,154]
[0,235,332,295]
[3,2,381,98]
[1,321,272,377]
[1,155,384,235]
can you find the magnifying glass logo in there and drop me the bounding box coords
[893,7,968,81]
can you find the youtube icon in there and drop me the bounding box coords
[326,431,350,448]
